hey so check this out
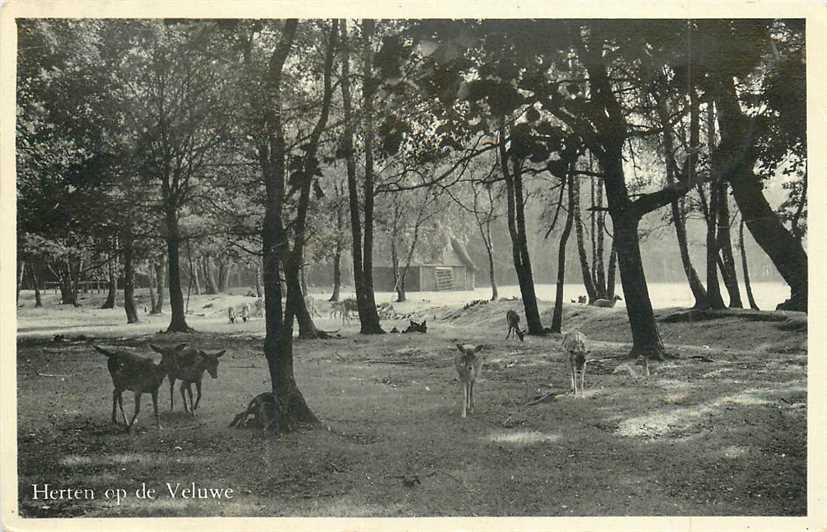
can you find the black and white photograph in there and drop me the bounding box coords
[3,1,824,529]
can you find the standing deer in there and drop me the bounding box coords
[454,344,483,418]
[93,344,177,433]
[561,330,589,397]
[150,344,226,415]
[505,310,525,342]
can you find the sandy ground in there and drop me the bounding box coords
[15,288,806,517]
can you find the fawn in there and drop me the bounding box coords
[93,344,177,432]
[150,344,226,415]
[454,344,483,418]
[561,330,589,397]
[229,392,275,430]
[505,310,525,342]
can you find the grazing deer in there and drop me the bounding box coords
[561,330,589,397]
[505,310,525,342]
[402,319,427,333]
[577,295,587,304]
[150,344,226,415]
[591,295,622,308]
[229,392,274,430]
[93,345,177,432]
[454,344,483,418]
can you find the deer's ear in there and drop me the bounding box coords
[174,343,188,351]
[215,350,226,358]
[456,344,464,352]
[422,320,427,326]
[474,345,483,353]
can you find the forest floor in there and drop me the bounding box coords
[15,289,807,517]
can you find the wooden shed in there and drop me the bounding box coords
[373,237,477,292]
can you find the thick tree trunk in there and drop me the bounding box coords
[500,142,544,335]
[551,174,575,334]
[739,218,760,311]
[122,231,139,324]
[717,186,743,308]
[713,76,807,312]
[164,209,191,332]
[613,211,664,358]
[606,239,617,299]
[572,176,598,302]
[29,266,42,307]
[260,18,315,433]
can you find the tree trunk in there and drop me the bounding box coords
[217,258,232,292]
[152,254,165,314]
[71,257,82,307]
[17,260,25,305]
[260,18,315,433]
[191,253,202,295]
[500,142,544,335]
[122,231,139,324]
[255,260,263,299]
[739,218,760,310]
[101,250,117,309]
[704,102,727,310]
[148,260,158,312]
[595,178,607,298]
[481,222,498,301]
[713,76,807,312]
[29,266,42,307]
[341,20,383,334]
[551,173,575,333]
[164,209,191,332]
[329,185,344,302]
[717,185,743,308]
[657,92,708,308]
[606,239,617,300]
[202,255,218,295]
[572,176,598,302]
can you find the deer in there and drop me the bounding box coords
[254,297,264,317]
[591,295,622,308]
[93,344,177,433]
[228,306,237,323]
[402,319,427,333]
[229,392,274,430]
[239,302,250,323]
[454,344,483,418]
[561,330,589,397]
[150,344,226,415]
[505,310,525,342]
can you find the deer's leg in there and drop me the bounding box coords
[179,382,189,413]
[111,389,119,424]
[469,380,475,414]
[117,391,128,425]
[192,381,202,413]
[128,392,142,432]
[169,376,175,411]
[185,383,195,415]
[461,383,468,418]
[505,327,511,340]
[151,389,161,430]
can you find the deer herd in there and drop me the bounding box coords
[93,300,593,432]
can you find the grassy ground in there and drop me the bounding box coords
[15,289,807,517]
